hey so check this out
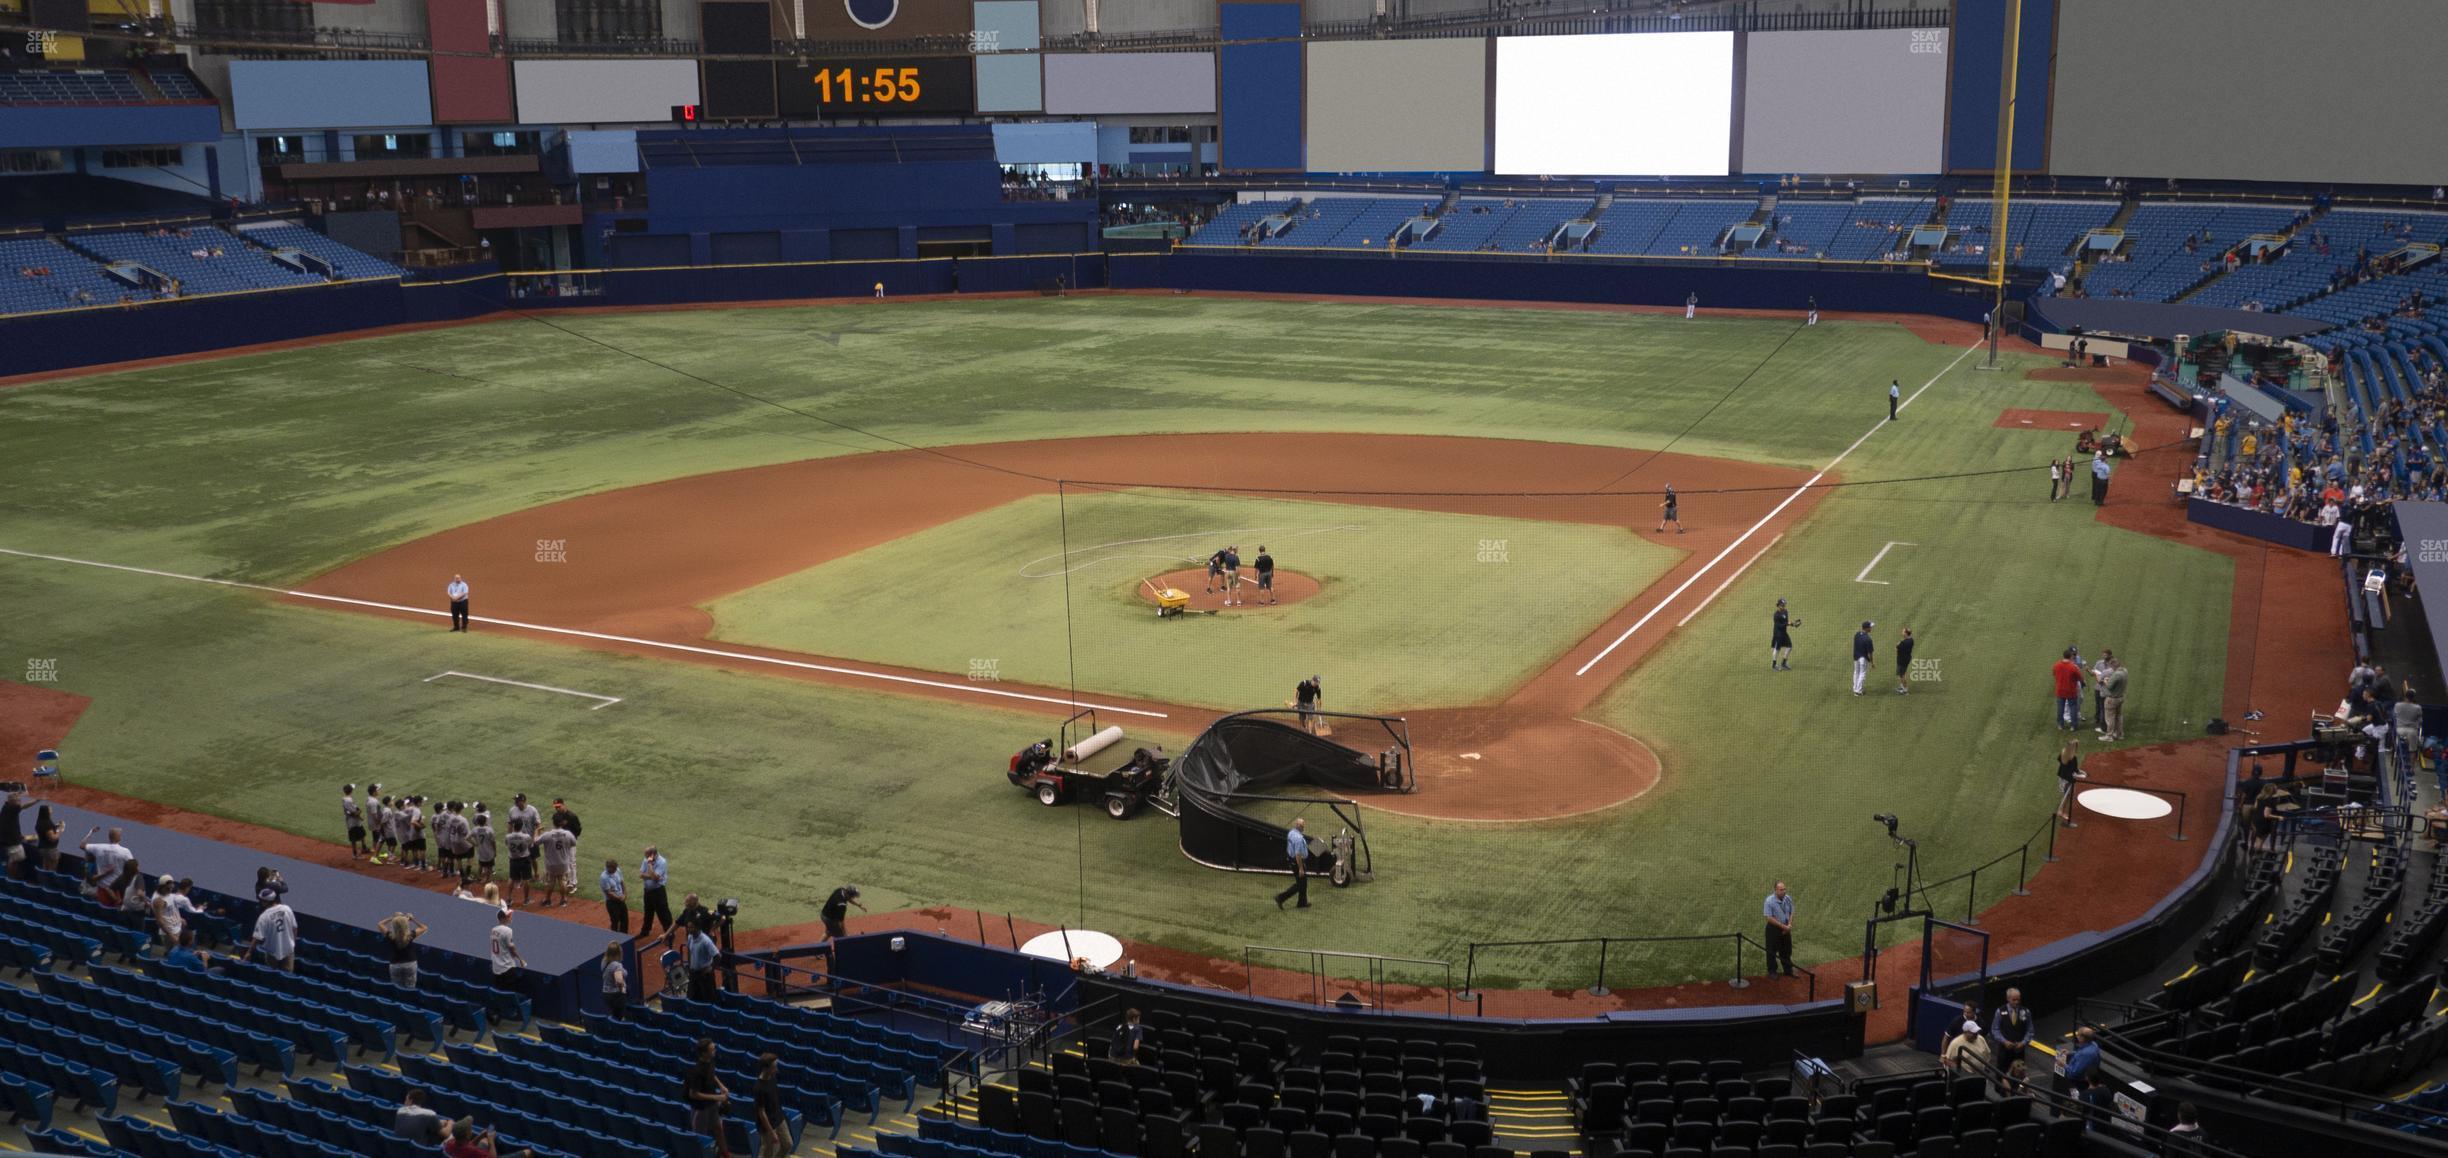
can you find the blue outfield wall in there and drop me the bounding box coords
[1,251,1995,378]
[1147,250,1994,321]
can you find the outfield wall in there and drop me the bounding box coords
[0,250,1989,377]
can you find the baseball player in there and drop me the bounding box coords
[1771,599,1796,671]
[1685,291,1698,320]
[1852,621,1875,696]
[1657,485,1683,534]
[1806,296,1819,326]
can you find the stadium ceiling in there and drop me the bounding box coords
[15,0,1945,64]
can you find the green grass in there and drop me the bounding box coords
[703,491,1670,710]
[0,297,2233,985]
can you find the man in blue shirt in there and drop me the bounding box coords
[599,859,627,934]
[445,574,471,632]
[1762,881,1796,977]
[686,918,720,1002]
[2060,1026,2101,1092]
[1274,818,1314,910]
[2090,453,2113,505]
[638,846,672,937]
[1888,380,1901,422]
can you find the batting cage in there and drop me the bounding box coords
[1173,709,1412,881]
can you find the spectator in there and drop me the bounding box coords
[90,857,135,907]
[686,1037,732,1157]
[80,826,132,883]
[1109,1007,1146,1065]
[254,866,288,914]
[551,798,582,838]
[686,917,721,1002]
[103,860,148,913]
[380,910,428,989]
[249,889,298,971]
[2061,1026,2102,1090]
[0,786,24,879]
[600,858,629,933]
[151,873,197,946]
[33,804,60,873]
[490,908,526,991]
[394,1088,448,1145]
[163,928,209,972]
[754,1052,788,1157]
[601,941,630,1019]
[443,1118,530,1158]
[2166,1102,2206,1150]
[1940,1019,1992,1075]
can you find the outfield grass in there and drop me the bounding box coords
[0,297,2231,984]
[703,491,1670,710]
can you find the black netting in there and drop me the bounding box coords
[1174,712,1403,875]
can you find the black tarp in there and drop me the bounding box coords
[1174,712,1395,874]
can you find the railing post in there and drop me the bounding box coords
[2173,792,2189,841]
[2045,810,2062,862]
[1590,939,1611,998]
[1964,868,1981,926]
[2013,842,2031,897]
[1729,933,1750,990]
[1457,944,1477,1003]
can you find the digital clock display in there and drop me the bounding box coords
[777,58,975,116]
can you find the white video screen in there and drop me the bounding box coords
[1494,32,1734,176]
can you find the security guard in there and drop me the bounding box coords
[1852,621,1875,696]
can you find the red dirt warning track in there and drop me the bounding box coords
[1994,408,2110,431]
[301,432,1822,822]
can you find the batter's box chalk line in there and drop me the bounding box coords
[424,670,623,710]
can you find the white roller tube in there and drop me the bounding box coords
[1064,725,1126,764]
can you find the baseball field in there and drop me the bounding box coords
[0,293,2232,993]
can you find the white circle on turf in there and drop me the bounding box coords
[1019,929,1125,969]
[2077,787,2173,821]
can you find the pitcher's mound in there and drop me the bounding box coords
[1141,568,1321,612]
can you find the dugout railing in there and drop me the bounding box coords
[1455,933,1819,1007]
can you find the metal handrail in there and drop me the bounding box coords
[1242,944,1452,1017]
[2086,1022,2441,1132]
[1458,932,1814,1004]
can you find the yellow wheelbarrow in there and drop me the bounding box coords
[1142,578,1195,618]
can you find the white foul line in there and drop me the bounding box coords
[1676,534,1781,628]
[1853,541,1917,586]
[1575,340,1980,677]
[426,669,623,710]
[0,546,1169,720]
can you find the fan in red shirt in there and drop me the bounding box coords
[2051,648,2091,732]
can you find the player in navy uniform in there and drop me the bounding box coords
[1771,599,1796,671]
[1657,484,1684,534]
[1851,621,1876,696]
